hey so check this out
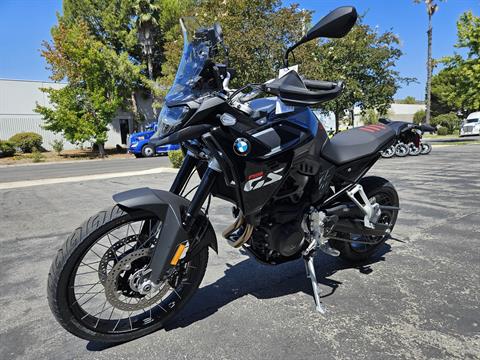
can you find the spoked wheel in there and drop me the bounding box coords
[421,142,432,155]
[329,176,399,262]
[395,143,409,157]
[47,206,208,343]
[380,145,395,158]
[408,142,421,156]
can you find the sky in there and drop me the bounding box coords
[0,0,478,100]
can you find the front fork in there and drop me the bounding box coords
[170,153,220,231]
[148,154,220,283]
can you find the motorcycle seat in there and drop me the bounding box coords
[322,124,395,165]
[379,118,415,136]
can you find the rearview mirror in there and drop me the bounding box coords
[284,6,357,66]
[305,6,357,41]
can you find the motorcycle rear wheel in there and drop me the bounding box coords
[47,205,208,343]
[329,176,399,262]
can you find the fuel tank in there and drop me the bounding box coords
[204,99,330,216]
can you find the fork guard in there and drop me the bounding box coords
[113,187,217,283]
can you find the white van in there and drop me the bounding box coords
[460,112,480,137]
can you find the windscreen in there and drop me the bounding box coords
[165,18,211,104]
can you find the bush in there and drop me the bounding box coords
[437,127,449,136]
[168,150,184,168]
[361,109,378,125]
[31,148,45,163]
[413,109,426,124]
[431,112,461,134]
[51,139,64,155]
[0,140,16,157]
[9,132,43,153]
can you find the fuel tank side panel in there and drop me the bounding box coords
[207,105,332,216]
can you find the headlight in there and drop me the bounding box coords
[130,142,138,148]
[155,106,189,137]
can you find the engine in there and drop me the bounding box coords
[245,200,309,264]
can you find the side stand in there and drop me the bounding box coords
[303,251,326,314]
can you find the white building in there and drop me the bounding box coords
[0,78,141,150]
[353,103,426,127]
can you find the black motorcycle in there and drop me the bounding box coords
[48,7,407,343]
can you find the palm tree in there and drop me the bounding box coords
[415,0,442,124]
[133,0,161,80]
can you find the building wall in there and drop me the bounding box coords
[0,79,136,150]
[354,103,426,127]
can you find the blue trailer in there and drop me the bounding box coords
[128,123,180,158]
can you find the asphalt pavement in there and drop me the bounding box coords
[0,145,479,359]
[0,156,170,183]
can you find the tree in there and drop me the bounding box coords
[361,109,379,125]
[400,96,418,104]
[298,19,412,130]
[35,21,145,156]
[159,0,309,88]
[431,11,480,115]
[413,109,426,124]
[415,0,444,124]
[62,0,189,120]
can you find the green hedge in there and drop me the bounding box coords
[9,132,43,153]
[168,150,184,168]
[431,113,460,134]
[0,140,16,157]
[437,127,449,136]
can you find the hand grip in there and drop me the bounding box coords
[303,79,340,91]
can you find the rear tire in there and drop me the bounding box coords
[329,176,399,263]
[47,206,209,343]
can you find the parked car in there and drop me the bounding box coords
[460,112,480,137]
[128,123,180,157]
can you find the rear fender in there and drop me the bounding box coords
[112,187,217,283]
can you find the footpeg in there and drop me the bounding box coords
[304,255,326,314]
[319,243,340,257]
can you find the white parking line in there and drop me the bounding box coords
[0,167,178,190]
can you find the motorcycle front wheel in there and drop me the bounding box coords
[47,205,208,343]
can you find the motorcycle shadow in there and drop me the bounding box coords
[86,243,390,351]
[166,242,391,330]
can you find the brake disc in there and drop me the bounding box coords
[98,235,138,285]
[104,248,170,311]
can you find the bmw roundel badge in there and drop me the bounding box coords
[233,138,250,156]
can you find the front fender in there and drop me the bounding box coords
[112,187,217,282]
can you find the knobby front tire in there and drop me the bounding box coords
[47,205,208,343]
